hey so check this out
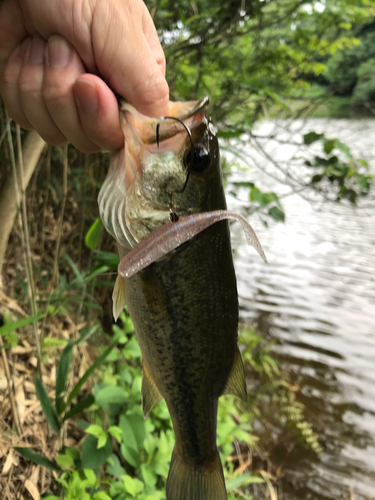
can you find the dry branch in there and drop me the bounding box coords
[0,130,45,289]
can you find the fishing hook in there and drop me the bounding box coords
[156,116,195,220]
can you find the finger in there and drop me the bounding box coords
[74,74,124,151]
[18,35,67,145]
[141,4,166,77]
[1,38,33,129]
[0,0,28,81]
[44,36,99,153]
[91,0,169,118]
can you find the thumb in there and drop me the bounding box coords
[91,0,169,118]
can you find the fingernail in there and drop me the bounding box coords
[47,36,71,67]
[28,36,45,64]
[18,38,31,59]
[75,80,99,114]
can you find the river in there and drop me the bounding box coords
[226,118,375,500]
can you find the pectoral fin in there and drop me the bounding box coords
[142,363,163,419]
[112,275,127,321]
[222,346,247,401]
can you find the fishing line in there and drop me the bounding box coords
[156,116,194,220]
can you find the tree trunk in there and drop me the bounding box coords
[0,130,46,289]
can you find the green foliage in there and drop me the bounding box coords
[0,313,45,348]
[34,376,61,433]
[303,132,372,203]
[239,327,322,455]
[15,448,61,472]
[325,30,375,96]
[85,218,103,250]
[20,313,321,500]
[353,58,375,102]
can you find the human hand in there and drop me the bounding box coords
[0,0,169,152]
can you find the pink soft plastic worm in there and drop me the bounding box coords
[118,210,267,278]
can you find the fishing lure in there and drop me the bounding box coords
[118,210,267,278]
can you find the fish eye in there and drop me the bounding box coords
[184,144,210,173]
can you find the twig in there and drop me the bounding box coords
[53,147,68,285]
[40,146,69,341]
[40,146,52,256]
[0,336,22,435]
[16,125,43,379]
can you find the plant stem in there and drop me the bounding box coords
[15,124,43,379]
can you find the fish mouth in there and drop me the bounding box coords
[120,98,210,189]
[98,99,211,249]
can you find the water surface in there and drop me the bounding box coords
[227,119,375,499]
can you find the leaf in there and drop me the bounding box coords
[65,447,80,459]
[64,254,84,283]
[43,337,68,348]
[95,386,127,415]
[250,186,263,203]
[323,139,335,154]
[141,464,157,487]
[85,218,103,249]
[67,341,117,405]
[303,132,323,145]
[55,343,73,415]
[216,129,245,139]
[63,394,95,421]
[81,435,113,471]
[0,314,45,336]
[2,331,18,347]
[268,206,285,222]
[108,426,123,443]
[333,139,353,159]
[226,474,264,492]
[123,475,137,497]
[15,448,61,472]
[107,454,126,478]
[83,468,97,486]
[92,250,120,269]
[97,435,108,449]
[55,454,74,469]
[34,376,61,432]
[119,414,145,468]
[86,424,106,438]
[93,493,112,500]
[231,181,255,188]
[122,336,141,360]
[76,324,100,345]
[311,174,324,183]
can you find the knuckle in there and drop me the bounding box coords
[43,85,66,105]
[135,73,169,110]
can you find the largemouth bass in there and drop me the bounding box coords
[98,98,266,500]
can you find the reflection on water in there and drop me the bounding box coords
[226,119,375,499]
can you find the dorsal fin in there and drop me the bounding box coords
[222,345,247,401]
[142,363,163,419]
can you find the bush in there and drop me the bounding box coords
[352,58,375,102]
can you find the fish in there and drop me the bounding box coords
[98,98,266,500]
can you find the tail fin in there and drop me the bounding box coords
[166,448,227,500]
